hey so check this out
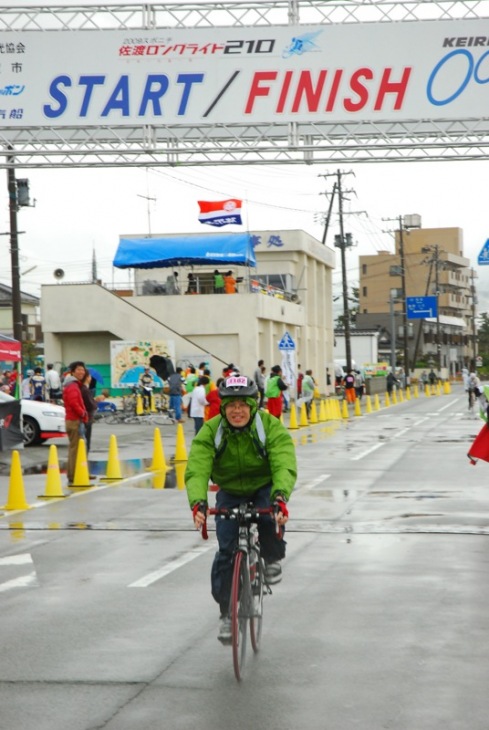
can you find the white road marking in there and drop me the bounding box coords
[0,553,33,566]
[392,428,410,439]
[0,572,38,592]
[298,474,331,492]
[129,545,212,587]
[351,442,385,461]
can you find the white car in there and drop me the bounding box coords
[0,390,66,447]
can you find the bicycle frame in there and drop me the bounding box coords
[202,502,276,681]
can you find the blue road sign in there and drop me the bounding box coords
[478,239,489,265]
[278,331,296,350]
[406,296,438,319]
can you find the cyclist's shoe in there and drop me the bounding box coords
[217,614,232,645]
[264,561,282,585]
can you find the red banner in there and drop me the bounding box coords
[0,335,21,362]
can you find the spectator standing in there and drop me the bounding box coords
[21,369,34,399]
[354,370,364,400]
[62,361,88,486]
[428,369,437,386]
[254,359,266,409]
[343,369,356,404]
[386,371,400,395]
[166,271,180,294]
[81,367,98,453]
[265,365,288,418]
[213,270,225,294]
[45,363,62,402]
[205,378,222,419]
[167,366,185,422]
[190,375,209,435]
[186,273,198,294]
[224,271,237,294]
[139,366,155,413]
[297,364,304,399]
[30,367,47,402]
[297,369,315,416]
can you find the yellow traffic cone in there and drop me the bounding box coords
[288,403,299,430]
[152,470,166,489]
[70,438,93,488]
[102,434,123,481]
[3,450,30,511]
[309,401,318,424]
[436,383,442,396]
[354,398,362,417]
[319,399,327,422]
[384,393,391,407]
[374,394,381,411]
[413,384,419,398]
[425,384,431,397]
[365,395,372,414]
[174,422,188,462]
[392,390,398,405]
[444,380,451,394]
[150,428,168,471]
[150,393,157,413]
[406,386,411,400]
[175,462,186,490]
[342,399,349,419]
[399,389,404,402]
[136,393,144,415]
[39,444,65,498]
[334,399,342,420]
[299,403,309,427]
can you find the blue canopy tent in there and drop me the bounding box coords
[113,233,256,269]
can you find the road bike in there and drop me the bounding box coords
[468,387,478,416]
[202,502,279,681]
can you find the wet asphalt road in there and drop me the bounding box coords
[1,386,488,729]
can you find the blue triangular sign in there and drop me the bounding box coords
[478,239,489,265]
[278,331,295,350]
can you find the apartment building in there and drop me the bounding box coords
[356,225,476,376]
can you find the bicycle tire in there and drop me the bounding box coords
[249,552,264,653]
[103,414,123,425]
[231,550,248,681]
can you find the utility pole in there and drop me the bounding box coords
[337,169,352,372]
[6,148,23,344]
[433,244,442,375]
[471,268,478,369]
[398,216,410,381]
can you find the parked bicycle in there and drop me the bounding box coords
[201,502,280,681]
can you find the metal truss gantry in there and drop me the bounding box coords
[2,0,489,169]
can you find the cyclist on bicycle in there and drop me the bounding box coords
[467,371,481,411]
[185,375,297,644]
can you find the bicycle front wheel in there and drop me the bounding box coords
[249,554,264,653]
[231,550,249,681]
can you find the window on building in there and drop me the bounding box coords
[362,286,367,297]
[362,264,367,274]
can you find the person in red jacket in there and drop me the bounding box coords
[62,361,88,485]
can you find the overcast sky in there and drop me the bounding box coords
[2,160,488,310]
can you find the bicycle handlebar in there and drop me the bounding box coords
[200,504,280,541]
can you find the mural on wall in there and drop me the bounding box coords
[110,340,175,388]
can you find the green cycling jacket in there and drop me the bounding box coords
[185,411,297,507]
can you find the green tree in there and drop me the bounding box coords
[335,286,359,330]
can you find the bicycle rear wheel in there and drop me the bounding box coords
[249,554,264,653]
[231,550,248,681]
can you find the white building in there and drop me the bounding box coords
[41,229,335,392]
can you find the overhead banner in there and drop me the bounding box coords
[1,19,489,127]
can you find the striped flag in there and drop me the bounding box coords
[197,199,242,227]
